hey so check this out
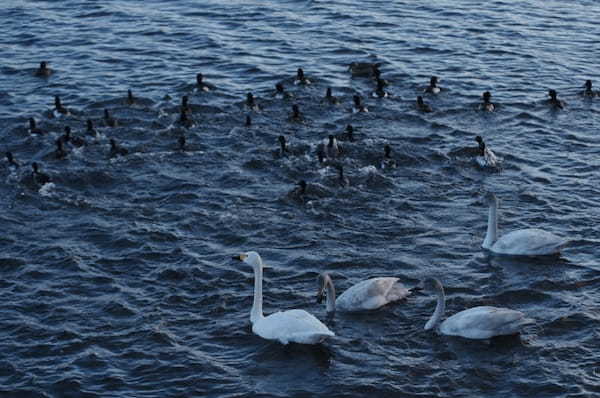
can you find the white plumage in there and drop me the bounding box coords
[482,193,568,256]
[235,251,334,345]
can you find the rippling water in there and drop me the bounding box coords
[1,1,599,397]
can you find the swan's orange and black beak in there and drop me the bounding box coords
[232,253,247,261]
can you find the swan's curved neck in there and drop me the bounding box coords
[251,263,265,324]
[425,284,445,330]
[482,198,498,249]
[325,276,336,313]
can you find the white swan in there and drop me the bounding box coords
[421,277,533,339]
[317,272,411,313]
[234,251,334,345]
[482,193,568,256]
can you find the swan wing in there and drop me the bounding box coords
[336,277,408,311]
[492,228,568,256]
[440,306,533,339]
[253,309,334,345]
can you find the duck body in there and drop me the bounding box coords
[348,62,380,77]
[35,61,52,77]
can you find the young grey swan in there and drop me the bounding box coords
[482,193,568,256]
[317,272,411,314]
[420,277,533,339]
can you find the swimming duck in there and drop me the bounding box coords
[482,193,568,256]
[372,67,388,86]
[5,152,19,169]
[323,87,340,104]
[348,62,380,77]
[324,135,340,158]
[420,277,533,339]
[61,126,85,147]
[196,73,214,92]
[352,95,368,113]
[52,95,70,118]
[35,61,52,77]
[104,109,117,127]
[178,109,194,128]
[86,119,98,138]
[371,79,389,98]
[416,96,432,112]
[31,162,51,185]
[547,89,565,109]
[381,144,397,169]
[54,138,68,160]
[289,104,303,122]
[424,76,441,94]
[277,135,290,157]
[233,251,334,345]
[294,68,311,85]
[180,95,192,114]
[582,80,597,97]
[317,272,411,314]
[336,124,355,142]
[475,136,498,168]
[109,139,129,158]
[274,83,293,100]
[126,89,135,105]
[246,92,260,111]
[480,91,495,112]
[28,118,46,135]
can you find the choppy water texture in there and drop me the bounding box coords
[1,0,600,397]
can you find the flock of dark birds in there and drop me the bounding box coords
[3,60,599,194]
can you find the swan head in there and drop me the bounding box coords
[483,192,498,206]
[420,277,443,293]
[233,251,265,271]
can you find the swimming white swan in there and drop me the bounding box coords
[482,193,568,256]
[317,272,411,313]
[421,277,533,339]
[234,251,334,344]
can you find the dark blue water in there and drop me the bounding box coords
[1,1,599,397]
